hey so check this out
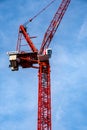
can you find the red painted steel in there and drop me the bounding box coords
[16,27,22,52]
[40,0,71,54]
[16,25,38,52]
[38,61,51,130]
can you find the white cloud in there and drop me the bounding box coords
[55,106,64,121]
[51,44,87,100]
[78,19,87,40]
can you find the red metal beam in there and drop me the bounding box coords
[40,0,71,54]
[38,61,51,130]
[16,25,38,53]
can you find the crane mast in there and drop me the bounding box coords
[38,61,51,130]
[7,0,71,130]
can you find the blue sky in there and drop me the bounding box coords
[0,0,87,130]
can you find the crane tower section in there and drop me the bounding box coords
[38,61,51,130]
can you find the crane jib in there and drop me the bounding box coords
[40,0,71,54]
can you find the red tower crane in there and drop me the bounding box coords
[8,0,71,130]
